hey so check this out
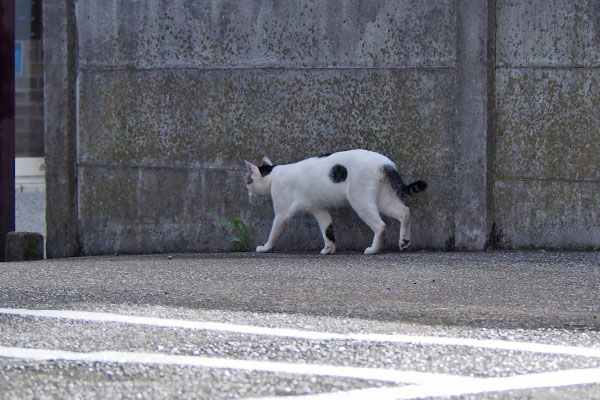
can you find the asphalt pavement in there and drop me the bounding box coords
[0,251,599,399]
[1,251,598,330]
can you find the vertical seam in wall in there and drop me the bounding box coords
[73,0,81,253]
[67,0,81,255]
[452,0,459,251]
[486,0,498,249]
[452,0,460,251]
[455,0,489,250]
[453,0,460,251]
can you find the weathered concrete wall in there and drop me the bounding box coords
[76,1,456,69]
[72,0,458,255]
[44,0,600,256]
[495,0,600,249]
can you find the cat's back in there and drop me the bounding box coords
[297,149,391,183]
[269,150,392,208]
[323,149,391,167]
[274,149,391,183]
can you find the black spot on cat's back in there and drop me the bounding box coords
[318,153,332,158]
[329,164,347,183]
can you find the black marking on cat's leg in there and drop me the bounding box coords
[325,223,335,243]
[318,152,332,158]
[258,164,276,177]
[329,164,348,183]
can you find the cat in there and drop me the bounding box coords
[244,149,427,255]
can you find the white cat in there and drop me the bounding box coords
[244,149,427,255]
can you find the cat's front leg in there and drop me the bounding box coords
[321,242,335,255]
[310,208,336,255]
[257,215,289,253]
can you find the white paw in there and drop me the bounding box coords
[400,239,410,251]
[256,245,270,253]
[320,244,336,255]
[364,246,380,255]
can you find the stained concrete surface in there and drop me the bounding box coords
[44,0,600,256]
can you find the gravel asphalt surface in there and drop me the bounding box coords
[0,251,599,399]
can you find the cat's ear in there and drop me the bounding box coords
[261,156,273,166]
[244,160,259,174]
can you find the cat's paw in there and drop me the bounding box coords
[400,239,410,251]
[256,245,271,253]
[320,244,336,255]
[364,246,380,255]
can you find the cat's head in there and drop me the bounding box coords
[244,156,274,198]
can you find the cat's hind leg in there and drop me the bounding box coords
[399,206,411,250]
[379,190,411,251]
[310,208,336,255]
[348,195,386,254]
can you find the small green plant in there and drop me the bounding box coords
[217,218,251,251]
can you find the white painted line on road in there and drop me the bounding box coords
[251,367,600,400]
[5,344,598,400]
[0,345,467,386]
[1,307,599,358]
[2,308,600,399]
[1,343,599,400]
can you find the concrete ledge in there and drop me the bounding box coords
[5,232,44,262]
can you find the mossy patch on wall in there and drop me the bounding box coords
[78,68,456,177]
[496,69,600,182]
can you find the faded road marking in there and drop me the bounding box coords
[1,308,599,358]
[252,367,600,400]
[1,308,600,399]
[1,346,599,400]
[0,345,467,386]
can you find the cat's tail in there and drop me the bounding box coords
[383,165,428,198]
[404,180,428,196]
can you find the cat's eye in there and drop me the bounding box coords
[246,175,253,185]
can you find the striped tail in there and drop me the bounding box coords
[383,165,428,198]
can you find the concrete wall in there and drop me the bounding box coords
[44,0,599,256]
[494,0,600,249]
[73,0,460,255]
